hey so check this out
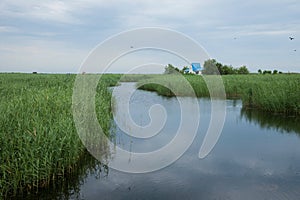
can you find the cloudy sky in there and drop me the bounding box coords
[0,0,299,73]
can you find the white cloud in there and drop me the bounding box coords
[0,0,213,25]
[117,0,218,29]
[1,0,79,23]
[0,26,19,33]
[217,24,300,37]
[0,0,299,72]
[0,38,86,72]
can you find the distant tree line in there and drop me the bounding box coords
[202,59,249,75]
[164,61,250,75]
[257,69,283,75]
[164,61,285,76]
[164,64,181,74]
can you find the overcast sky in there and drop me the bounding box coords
[0,0,299,73]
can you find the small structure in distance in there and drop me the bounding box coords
[183,63,202,75]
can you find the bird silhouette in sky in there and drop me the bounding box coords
[289,37,295,40]
[130,46,134,48]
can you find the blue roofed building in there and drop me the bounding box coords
[183,63,202,75]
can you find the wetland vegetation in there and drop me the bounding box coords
[0,73,119,197]
[1,72,299,198]
[138,74,300,115]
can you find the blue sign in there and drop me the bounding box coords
[191,63,202,72]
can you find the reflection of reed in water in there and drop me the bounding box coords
[241,108,300,135]
[17,151,109,199]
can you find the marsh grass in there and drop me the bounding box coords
[137,74,300,115]
[1,73,299,197]
[137,75,209,97]
[0,73,120,197]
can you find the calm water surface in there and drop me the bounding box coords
[26,83,300,200]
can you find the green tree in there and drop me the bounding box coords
[237,65,250,74]
[164,64,180,74]
[258,69,262,74]
[216,62,223,74]
[229,65,238,75]
[221,65,235,75]
[203,59,249,75]
[273,70,278,74]
[263,70,272,74]
[202,59,219,75]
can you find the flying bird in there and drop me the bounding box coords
[294,49,297,52]
[289,37,295,40]
[130,46,134,48]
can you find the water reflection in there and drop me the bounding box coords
[16,152,108,200]
[241,108,300,135]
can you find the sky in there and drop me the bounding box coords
[0,0,299,73]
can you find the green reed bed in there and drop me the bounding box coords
[137,74,300,115]
[222,75,300,115]
[137,75,210,97]
[119,74,159,82]
[0,73,120,197]
[239,75,300,115]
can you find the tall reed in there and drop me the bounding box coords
[0,73,119,197]
[137,74,300,115]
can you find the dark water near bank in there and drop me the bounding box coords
[25,83,300,200]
